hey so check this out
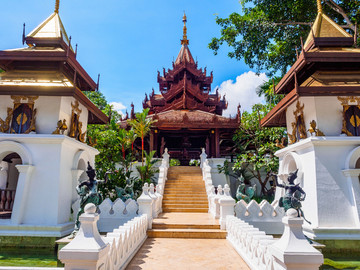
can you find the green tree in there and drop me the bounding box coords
[209,0,359,76]
[233,103,286,196]
[85,92,136,198]
[127,108,157,166]
[256,77,284,106]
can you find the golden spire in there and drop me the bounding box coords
[317,0,322,14]
[55,0,60,13]
[181,12,189,45]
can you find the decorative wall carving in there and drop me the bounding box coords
[288,101,307,144]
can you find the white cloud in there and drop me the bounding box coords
[109,101,126,116]
[217,71,268,117]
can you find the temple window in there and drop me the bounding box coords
[9,96,38,134]
[338,97,360,136]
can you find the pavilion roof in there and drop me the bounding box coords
[26,12,72,48]
[304,12,352,50]
[261,3,358,128]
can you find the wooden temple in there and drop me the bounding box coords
[125,14,240,163]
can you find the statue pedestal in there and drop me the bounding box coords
[270,210,323,270]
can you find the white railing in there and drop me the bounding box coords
[235,199,285,235]
[226,215,276,269]
[226,210,324,270]
[72,197,138,233]
[59,203,148,270]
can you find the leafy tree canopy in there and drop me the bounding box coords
[232,103,287,196]
[209,0,360,76]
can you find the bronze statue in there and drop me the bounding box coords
[115,178,135,202]
[272,170,311,224]
[236,175,256,203]
[69,162,105,239]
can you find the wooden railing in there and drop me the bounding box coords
[0,189,16,211]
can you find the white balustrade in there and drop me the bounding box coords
[59,203,148,270]
[72,197,139,233]
[235,199,285,235]
[226,209,324,270]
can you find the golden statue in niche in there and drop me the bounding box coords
[68,100,86,143]
[52,119,68,135]
[0,108,14,133]
[289,101,307,144]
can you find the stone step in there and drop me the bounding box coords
[167,176,203,180]
[152,223,220,230]
[147,229,226,239]
[165,181,204,184]
[163,203,209,208]
[164,188,206,192]
[168,166,201,171]
[163,195,208,200]
[162,208,208,213]
[163,198,208,204]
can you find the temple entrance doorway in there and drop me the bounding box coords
[0,153,22,219]
[157,130,210,165]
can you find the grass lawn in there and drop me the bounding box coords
[321,256,360,270]
[0,248,61,267]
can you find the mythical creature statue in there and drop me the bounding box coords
[236,175,256,203]
[115,178,135,202]
[272,169,311,224]
[69,162,105,239]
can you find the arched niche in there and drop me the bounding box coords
[0,141,34,224]
[343,146,360,226]
[0,141,32,165]
[71,150,92,201]
[279,151,304,186]
[345,146,360,170]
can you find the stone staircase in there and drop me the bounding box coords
[147,166,226,239]
[162,166,208,213]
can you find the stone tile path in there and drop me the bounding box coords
[126,238,250,270]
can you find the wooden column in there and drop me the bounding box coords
[210,130,215,158]
[149,131,154,152]
[215,128,220,158]
[154,131,158,157]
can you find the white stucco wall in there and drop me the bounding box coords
[0,134,98,237]
[276,137,360,240]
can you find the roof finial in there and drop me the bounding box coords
[55,0,60,13]
[317,0,322,14]
[181,12,189,45]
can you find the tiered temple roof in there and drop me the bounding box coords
[142,13,228,116]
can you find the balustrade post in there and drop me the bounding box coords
[219,184,235,229]
[214,185,223,219]
[269,209,324,270]
[137,183,153,229]
[59,203,109,270]
[149,183,158,218]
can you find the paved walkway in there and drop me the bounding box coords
[126,213,249,270]
[126,238,250,270]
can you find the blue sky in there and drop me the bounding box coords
[0,0,267,116]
